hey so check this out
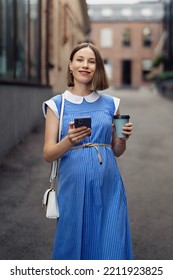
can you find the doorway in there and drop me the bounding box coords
[122,60,131,86]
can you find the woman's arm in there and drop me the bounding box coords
[43,107,91,162]
[43,108,73,162]
[111,109,133,157]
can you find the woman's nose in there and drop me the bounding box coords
[83,60,88,67]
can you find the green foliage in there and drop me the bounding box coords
[146,71,173,82]
[155,71,173,80]
[152,53,165,68]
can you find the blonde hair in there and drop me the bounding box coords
[67,42,109,91]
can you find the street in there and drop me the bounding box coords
[0,87,173,260]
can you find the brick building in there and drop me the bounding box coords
[87,1,164,88]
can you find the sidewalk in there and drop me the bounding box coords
[0,123,55,259]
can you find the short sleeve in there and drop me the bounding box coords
[42,99,59,118]
[113,97,120,114]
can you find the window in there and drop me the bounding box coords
[143,27,152,47]
[122,28,131,47]
[100,28,113,48]
[142,59,152,81]
[103,59,112,80]
[87,9,94,17]
[141,8,153,17]
[121,9,132,17]
[0,0,40,82]
[101,8,113,17]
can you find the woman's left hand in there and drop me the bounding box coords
[122,122,133,139]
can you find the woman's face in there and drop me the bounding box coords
[69,47,96,87]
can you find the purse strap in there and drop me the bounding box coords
[49,94,65,185]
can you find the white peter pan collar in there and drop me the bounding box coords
[64,90,100,104]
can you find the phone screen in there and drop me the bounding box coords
[74,117,91,129]
[74,117,91,136]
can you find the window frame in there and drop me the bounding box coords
[100,28,113,48]
[122,28,131,47]
[142,27,152,48]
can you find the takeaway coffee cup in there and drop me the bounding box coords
[113,115,130,138]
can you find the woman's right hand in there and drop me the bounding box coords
[67,122,91,145]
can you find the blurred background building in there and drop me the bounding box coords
[0,0,90,91]
[87,1,164,88]
[0,0,90,162]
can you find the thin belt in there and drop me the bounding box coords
[71,143,112,165]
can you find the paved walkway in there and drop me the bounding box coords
[0,87,173,260]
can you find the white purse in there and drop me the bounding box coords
[42,187,59,219]
[42,94,65,219]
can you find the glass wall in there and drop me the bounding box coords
[29,0,40,81]
[0,0,14,78]
[0,0,40,82]
[16,0,29,80]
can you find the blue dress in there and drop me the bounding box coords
[43,90,133,260]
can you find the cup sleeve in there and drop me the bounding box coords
[113,97,120,114]
[42,99,59,118]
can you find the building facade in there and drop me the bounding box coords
[0,0,90,91]
[0,0,90,162]
[42,0,90,92]
[88,1,163,88]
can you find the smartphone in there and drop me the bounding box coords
[74,117,91,136]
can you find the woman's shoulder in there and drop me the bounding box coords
[42,93,63,118]
[52,93,63,104]
[101,92,119,101]
[100,92,120,114]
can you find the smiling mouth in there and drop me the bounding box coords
[79,71,90,75]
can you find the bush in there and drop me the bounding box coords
[152,53,165,68]
[146,71,173,82]
[155,71,173,80]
